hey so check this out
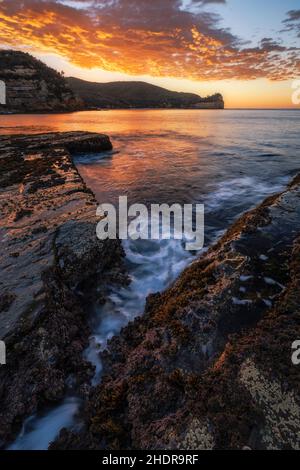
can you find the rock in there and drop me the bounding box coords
[0,131,126,447]
[189,93,224,109]
[53,174,300,450]
[0,51,83,113]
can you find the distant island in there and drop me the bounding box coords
[0,50,224,113]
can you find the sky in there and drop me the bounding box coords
[0,0,299,108]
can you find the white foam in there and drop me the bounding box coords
[232,297,252,306]
[240,275,253,282]
[204,176,288,212]
[8,398,80,451]
[11,222,197,449]
[264,277,285,289]
[85,220,196,384]
[263,299,272,308]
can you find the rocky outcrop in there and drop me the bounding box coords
[0,51,83,113]
[53,175,300,450]
[0,132,127,447]
[189,93,224,109]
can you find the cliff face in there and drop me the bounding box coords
[189,93,224,109]
[67,77,225,110]
[0,50,224,113]
[0,51,83,114]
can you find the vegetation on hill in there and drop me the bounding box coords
[0,50,82,113]
[0,50,224,112]
[67,77,224,109]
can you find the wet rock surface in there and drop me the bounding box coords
[53,175,300,450]
[0,131,126,447]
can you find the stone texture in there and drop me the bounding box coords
[0,51,83,113]
[0,131,126,447]
[53,174,300,450]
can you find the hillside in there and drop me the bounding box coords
[0,50,83,113]
[67,77,224,109]
[0,50,224,113]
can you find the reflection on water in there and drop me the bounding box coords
[4,109,300,449]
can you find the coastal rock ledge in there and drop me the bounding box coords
[54,174,300,450]
[0,131,126,447]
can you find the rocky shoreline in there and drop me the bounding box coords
[1,131,299,450]
[0,132,127,447]
[53,174,300,450]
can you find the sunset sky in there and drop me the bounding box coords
[0,0,299,108]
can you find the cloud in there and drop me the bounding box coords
[284,10,300,23]
[0,0,299,81]
[282,9,300,38]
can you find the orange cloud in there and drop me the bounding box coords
[0,0,299,81]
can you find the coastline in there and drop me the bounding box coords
[0,0,299,458]
[0,107,225,116]
[0,131,299,450]
[2,109,300,119]
[53,170,300,450]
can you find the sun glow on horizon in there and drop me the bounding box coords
[33,52,299,109]
[0,0,299,108]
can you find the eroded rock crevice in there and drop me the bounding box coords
[53,174,300,450]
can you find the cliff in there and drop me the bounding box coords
[53,175,300,450]
[67,77,225,110]
[0,50,224,113]
[0,51,83,114]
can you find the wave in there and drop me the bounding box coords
[204,175,289,212]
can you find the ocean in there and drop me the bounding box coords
[2,109,300,449]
